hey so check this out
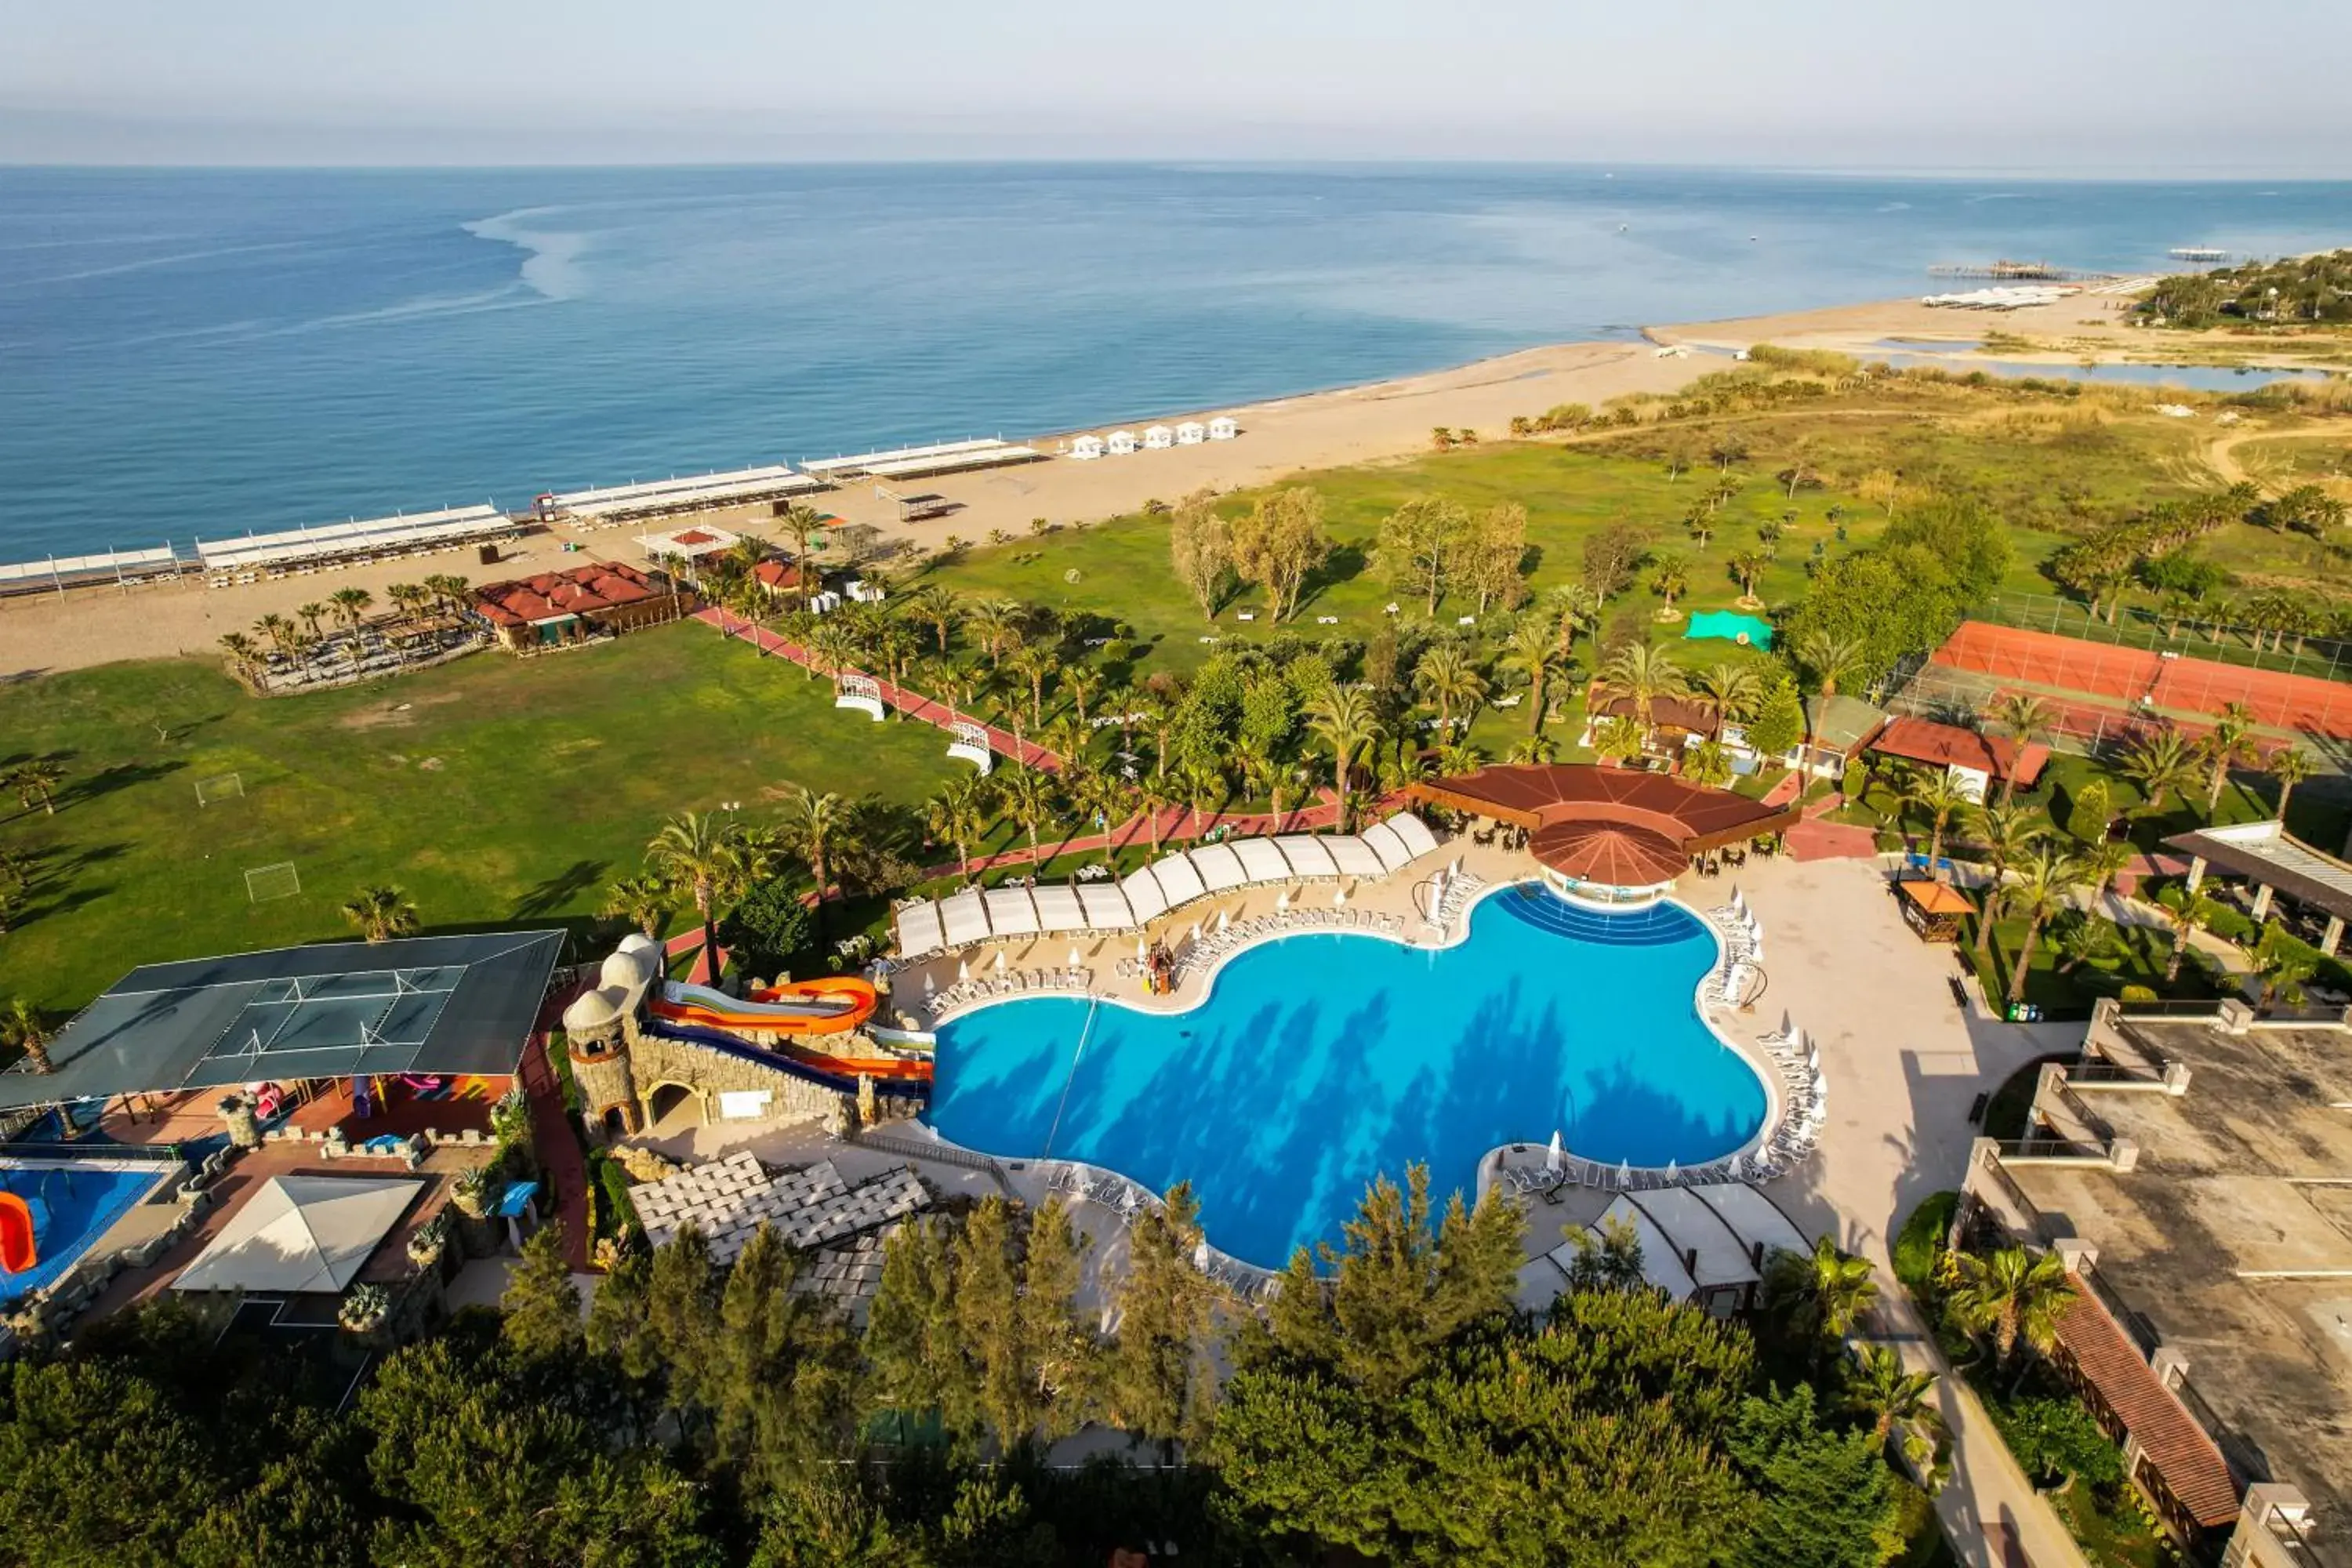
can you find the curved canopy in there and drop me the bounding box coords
[1530,819,1686,887]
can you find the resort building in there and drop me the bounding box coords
[1955,997,2352,1560]
[0,931,564,1348]
[1864,714,2049,803]
[2167,818,2352,956]
[800,439,1042,482]
[469,560,688,651]
[1799,694,1889,779]
[1581,691,1723,755]
[1408,764,1800,906]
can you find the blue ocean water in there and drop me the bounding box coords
[2,164,2347,562]
[927,887,1765,1269]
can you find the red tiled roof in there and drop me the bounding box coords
[671,528,719,546]
[753,559,800,590]
[1408,763,1801,882]
[1867,717,2049,786]
[471,561,661,625]
[1588,692,1720,736]
[2055,1283,2239,1526]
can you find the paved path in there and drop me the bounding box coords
[695,606,1064,771]
[516,1018,592,1271]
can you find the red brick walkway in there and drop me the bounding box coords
[515,1018,592,1271]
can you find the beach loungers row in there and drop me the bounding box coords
[1040,1160,1280,1300]
[1501,1145,1777,1200]
[925,965,1091,1018]
[1166,905,1406,985]
[1758,1019,1828,1161]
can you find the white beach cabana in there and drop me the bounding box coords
[1143,425,1175,450]
[1105,430,1138,456]
[1070,434,1105,461]
[1207,416,1239,441]
[172,1175,422,1295]
[1174,421,1207,445]
[1190,843,1248,892]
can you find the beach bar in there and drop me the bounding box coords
[197,504,517,579]
[0,546,187,599]
[537,465,826,527]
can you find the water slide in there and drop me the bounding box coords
[0,1192,37,1275]
[648,976,880,1037]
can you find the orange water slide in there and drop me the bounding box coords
[646,975,880,1036]
[0,1192,35,1275]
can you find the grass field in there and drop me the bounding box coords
[0,623,963,1011]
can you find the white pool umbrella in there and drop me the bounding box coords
[1193,1240,1212,1269]
[923,972,937,996]
[1136,936,1149,960]
[1617,1159,1632,1188]
[1334,884,1348,907]
[1217,909,1230,933]
[1068,945,1082,968]
[994,949,1007,973]
[956,960,970,982]
[1664,1159,1679,1183]
[1276,889,1290,910]
[1547,1131,1563,1174]
[1188,921,1201,945]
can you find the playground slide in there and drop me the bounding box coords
[0,1192,36,1275]
[648,976,880,1037]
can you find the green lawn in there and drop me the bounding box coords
[0,623,963,1011]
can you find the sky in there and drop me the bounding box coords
[7,0,2351,172]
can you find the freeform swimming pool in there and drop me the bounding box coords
[927,885,1769,1269]
[0,1159,172,1304]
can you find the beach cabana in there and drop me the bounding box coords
[1105,430,1138,456]
[1143,425,1175,450]
[1207,416,1239,441]
[1175,421,1207,445]
[1069,434,1105,461]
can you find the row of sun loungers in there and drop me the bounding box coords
[1167,906,1406,985]
[1758,1019,1828,1162]
[1040,1160,1280,1299]
[926,966,1091,1018]
[1501,1145,1780,1200]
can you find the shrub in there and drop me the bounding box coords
[1989,1394,2125,1488]
[2118,985,2158,1004]
[1893,1192,1958,1292]
[717,877,818,980]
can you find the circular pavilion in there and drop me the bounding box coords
[1408,763,1803,907]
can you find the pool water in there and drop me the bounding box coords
[929,886,1768,1269]
[0,1160,171,1304]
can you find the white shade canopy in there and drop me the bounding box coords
[172,1174,423,1295]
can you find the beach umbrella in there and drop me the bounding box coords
[1135,936,1148,961]
[1216,909,1230,934]
[956,960,970,982]
[1664,1159,1679,1184]
[1276,889,1290,910]
[923,972,936,997]
[1617,1159,1632,1189]
[994,949,1007,973]
[1188,920,1201,945]
[1334,884,1348,908]
[1548,1130,1563,1174]
[1726,1151,1745,1181]
[1068,945,1082,969]
[1193,1240,1212,1269]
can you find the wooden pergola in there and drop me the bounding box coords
[1896,878,1976,943]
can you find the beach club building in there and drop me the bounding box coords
[469,560,688,651]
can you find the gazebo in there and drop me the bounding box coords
[1896,878,1975,942]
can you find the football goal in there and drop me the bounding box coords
[195,772,244,807]
[244,862,301,903]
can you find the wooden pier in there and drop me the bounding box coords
[1926,260,2116,283]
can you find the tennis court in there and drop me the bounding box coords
[1929,620,2352,740]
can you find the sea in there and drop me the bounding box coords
[2,163,2347,564]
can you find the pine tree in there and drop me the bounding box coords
[1108,1182,1218,1455]
[499,1221,582,1363]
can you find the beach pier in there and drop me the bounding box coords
[1926,260,2116,282]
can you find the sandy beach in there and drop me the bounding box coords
[0,337,1704,678]
[7,282,2337,682]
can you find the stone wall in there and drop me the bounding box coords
[624,1024,856,1132]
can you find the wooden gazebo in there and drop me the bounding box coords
[1896,878,1976,943]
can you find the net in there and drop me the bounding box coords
[195,772,244,806]
[245,862,301,903]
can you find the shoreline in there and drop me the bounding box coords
[5,280,2343,681]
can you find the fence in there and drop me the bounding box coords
[1977,591,2352,685]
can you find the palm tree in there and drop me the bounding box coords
[1692,662,1762,735]
[217,631,260,679]
[1007,644,1054,730]
[2196,702,2260,816]
[5,760,64,816]
[1547,583,1601,670]
[2004,847,2082,1006]
[925,775,994,882]
[1683,739,1733,789]
[776,786,844,905]
[1902,768,1973,879]
[600,873,673,939]
[340,885,420,943]
[2266,744,2318,826]
[1970,800,2045,957]
[1596,642,1686,748]
[1413,644,1486,734]
[1649,557,1690,619]
[1174,757,1228,839]
[2,997,54,1074]
[1590,715,1646,767]
[1765,1236,1879,1365]
[781,503,830,607]
[1987,692,2056,804]
[1130,775,1174,853]
[1501,615,1561,736]
[963,599,1025,670]
[903,584,960,655]
[1726,548,1771,607]
[255,612,295,655]
[1062,663,1104,731]
[2163,891,2220,983]
[644,811,746,964]
[1306,682,1381,830]
[328,586,374,633]
[1794,629,1867,697]
[1945,1244,2077,1378]
[1506,734,1558,764]
[1845,1345,1947,1465]
[2119,726,2196,815]
[994,766,1060,866]
[296,601,328,641]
